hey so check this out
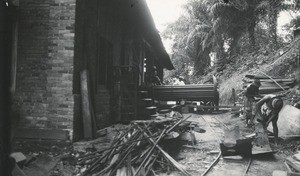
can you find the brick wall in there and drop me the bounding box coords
[14,0,75,131]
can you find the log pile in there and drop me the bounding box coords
[77,115,193,176]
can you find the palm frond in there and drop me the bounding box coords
[229,0,248,11]
[202,29,214,50]
[210,3,232,18]
[255,0,269,11]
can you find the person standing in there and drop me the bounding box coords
[177,76,185,85]
[244,78,261,126]
[173,76,185,85]
[152,66,162,85]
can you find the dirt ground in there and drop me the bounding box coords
[174,111,290,176]
[12,110,300,176]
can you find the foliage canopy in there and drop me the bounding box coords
[162,0,298,84]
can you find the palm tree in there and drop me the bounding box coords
[163,0,215,76]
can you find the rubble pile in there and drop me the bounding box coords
[77,115,194,176]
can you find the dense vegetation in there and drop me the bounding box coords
[163,0,299,81]
[162,0,300,104]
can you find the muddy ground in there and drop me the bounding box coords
[12,111,300,176]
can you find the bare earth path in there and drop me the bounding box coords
[173,112,287,176]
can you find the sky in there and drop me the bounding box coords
[145,0,187,32]
[145,0,187,52]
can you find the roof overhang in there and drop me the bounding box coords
[130,0,174,70]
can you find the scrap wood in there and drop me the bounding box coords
[78,134,159,161]
[294,152,300,162]
[134,129,166,176]
[80,115,193,176]
[131,147,151,164]
[166,115,192,133]
[109,142,138,176]
[256,70,287,91]
[127,154,133,176]
[145,156,158,175]
[95,140,138,176]
[182,145,202,150]
[286,157,300,172]
[77,153,103,165]
[83,128,144,175]
[135,123,192,176]
[285,161,292,172]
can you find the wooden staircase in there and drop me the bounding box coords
[137,89,157,120]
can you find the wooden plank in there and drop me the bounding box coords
[152,83,218,103]
[80,70,94,139]
[245,74,281,79]
[259,86,290,90]
[10,17,18,93]
[286,157,300,172]
[198,105,242,109]
[244,79,294,83]
[15,128,68,140]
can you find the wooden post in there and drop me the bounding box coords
[9,9,18,94]
[213,75,219,110]
[80,70,94,139]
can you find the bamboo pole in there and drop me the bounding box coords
[166,115,192,133]
[256,70,286,91]
[134,129,166,176]
[134,123,192,176]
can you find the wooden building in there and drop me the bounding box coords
[73,0,174,139]
[6,0,173,141]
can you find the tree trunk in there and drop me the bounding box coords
[215,38,226,72]
[195,46,211,75]
[248,22,256,51]
[268,0,280,50]
[246,0,259,51]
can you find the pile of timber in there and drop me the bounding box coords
[244,75,295,94]
[78,115,193,176]
[152,76,219,104]
[285,152,300,175]
[153,84,217,102]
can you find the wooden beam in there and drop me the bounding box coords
[286,157,300,173]
[10,11,18,94]
[80,70,95,139]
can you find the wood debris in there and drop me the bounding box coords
[77,115,194,176]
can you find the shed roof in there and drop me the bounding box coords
[129,0,174,70]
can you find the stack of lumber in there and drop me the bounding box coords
[244,75,295,94]
[152,84,218,102]
[78,115,193,176]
